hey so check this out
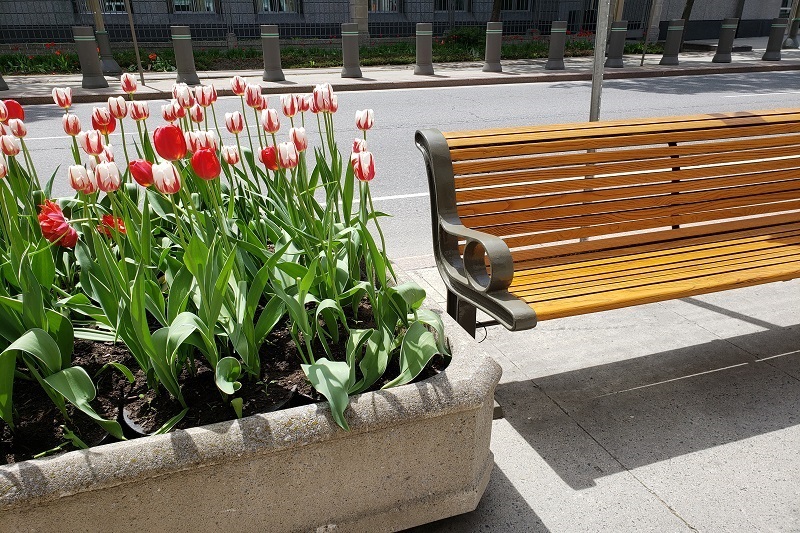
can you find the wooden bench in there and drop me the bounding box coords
[416,109,800,337]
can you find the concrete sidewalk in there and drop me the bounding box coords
[2,36,800,104]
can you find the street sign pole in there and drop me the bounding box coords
[589,0,613,121]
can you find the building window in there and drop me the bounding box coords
[502,0,530,10]
[173,0,215,12]
[76,0,127,13]
[262,0,301,12]
[370,0,398,12]
[780,0,791,18]
[434,0,465,11]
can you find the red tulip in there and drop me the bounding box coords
[107,96,128,119]
[8,119,26,138]
[191,148,221,180]
[77,130,104,156]
[355,109,374,131]
[68,164,96,194]
[290,127,307,152]
[221,145,239,165]
[258,146,279,171]
[230,75,247,96]
[91,107,117,135]
[52,87,72,109]
[153,124,188,161]
[3,100,24,121]
[129,159,154,187]
[120,73,137,94]
[63,114,81,136]
[351,150,375,182]
[277,142,299,169]
[98,214,126,237]
[281,94,299,118]
[261,108,280,134]
[152,161,181,194]
[1,135,21,156]
[38,200,78,248]
[225,111,244,134]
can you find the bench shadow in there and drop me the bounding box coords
[497,324,800,491]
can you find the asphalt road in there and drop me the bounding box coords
[17,70,800,260]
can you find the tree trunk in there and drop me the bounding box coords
[679,0,696,50]
[490,0,502,22]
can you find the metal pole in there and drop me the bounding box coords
[641,0,664,66]
[122,0,145,85]
[590,0,613,122]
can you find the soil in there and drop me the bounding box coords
[0,303,448,464]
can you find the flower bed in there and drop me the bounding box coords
[0,75,450,461]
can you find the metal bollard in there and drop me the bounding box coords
[483,22,503,72]
[784,18,800,49]
[763,18,788,60]
[171,26,201,86]
[261,25,285,82]
[605,21,628,68]
[72,26,108,89]
[712,18,738,63]
[545,21,567,70]
[659,19,685,65]
[0,73,7,91]
[341,23,362,78]
[414,23,434,75]
[95,30,121,76]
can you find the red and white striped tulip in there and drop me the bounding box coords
[225,111,244,134]
[0,100,7,123]
[277,141,299,169]
[261,108,280,134]
[186,130,219,153]
[289,127,307,152]
[330,95,339,113]
[91,107,116,135]
[189,103,204,124]
[312,83,334,113]
[108,96,128,119]
[8,119,26,138]
[221,145,240,165]
[129,101,150,121]
[95,161,121,192]
[77,130,105,156]
[355,109,374,131]
[245,84,262,108]
[120,73,138,94]
[195,85,216,107]
[152,161,181,194]
[281,94,299,118]
[162,102,179,123]
[52,87,72,109]
[351,150,376,182]
[62,114,81,136]
[299,95,311,113]
[173,83,195,109]
[352,138,367,153]
[0,135,21,156]
[99,144,115,163]
[230,75,247,96]
[0,160,6,179]
[68,164,96,194]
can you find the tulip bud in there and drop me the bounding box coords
[189,103,204,124]
[0,100,7,123]
[8,119,26,138]
[77,130,105,156]
[289,127,307,152]
[351,150,376,182]
[153,124,188,161]
[261,108,280,134]
[152,161,181,194]
[221,145,240,165]
[230,75,247,96]
[191,148,221,180]
[0,160,6,179]
[1,135,21,156]
[120,73,138,94]
[129,159,154,187]
[173,83,194,109]
[95,161,121,192]
[225,111,244,134]
[91,107,116,135]
[68,164,96,194]
[245,84,262,108]
[330,95,339,113]
[298,95,311,113]
[277,141,299,169]
[352,138,367,153]
[62,114,81,136]
[258,146,279,171]
[312,83,334,113]
[281,94,299,118]
[186,130,219,153]
[99,144,114,163]
[129,101,150,121]
[52,87,72,109]
[195,85,216,107]
[162,103,179,123]
[107,96,128,119]
[355,109,374,131]
[3,100,24,122]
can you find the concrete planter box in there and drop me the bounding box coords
[0,312,500,532]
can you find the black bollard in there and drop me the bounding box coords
[72,26,108,89]
[171,26,201,86]
[341,23,362,78]
[545,21,567,70]
[659,19,685,65]
[483,22,503,72]
[712,18,739,63]
[261,25,285,82]
[605,21,628,68]
[0,73,7,91]
[414,23,434,75]
[784,17,800,49]
[95,30,121,76]
[763,18,788,60]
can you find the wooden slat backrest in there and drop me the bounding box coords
[445,110,800,264]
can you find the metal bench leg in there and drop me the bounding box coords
[447,290,477,338]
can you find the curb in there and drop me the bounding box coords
[8,61,800,106]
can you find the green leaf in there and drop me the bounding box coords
[302,358,351,431]
[152,407,189,435]
[415,309,451,357]
[231,397,243,419]
[382,321,439,389]
[95,361,136,383]
[346,329,372,394]
[215,357,242,395]
[351,327,391,394]
[167,267,194,323]
[390,282,427,311]
[254,296,285,344]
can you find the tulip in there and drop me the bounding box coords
[185,130,219,153]
[129,101,150,121]
[245,84,262,108]
[352,138,367,153]
[189,103,204,124]
[108,96,128,119]
[1,135,21,156]
[221,145,239,165]
[120,73,138,94]
[153,124,188,161]
[77,130,104,156]
[312,83,334,113]
[261,108,280,134]
[225,111,244,134]
[289,127,307,152]
[230,75,247,96]
[258,146,279,171]
[195,85,216,107]
[52,87,72,109]
[298,95,311,113]
[191,148,221,180]
[277,142,299,169]
[0,123,6,136]
[91,107,117,135]
[98,214,126,237]
[38,200,78,248]
[355,109,374,131]
[173,83,195,109]
[281,94,299,118]
[129,159,154,187]
[256,96,268,111]
[8,119,26,138]
[99,144,115,163]
[95,161,121,192]
[0,160,6,179]
[330,95,339,113]
[309,95,320,114]
[3,100,24,121]
[62,114,81,136]
[162,103,179,123]
[351,150,376,182]
[152,161,181,194]
[0,100,7,123]
[68,164,96,194]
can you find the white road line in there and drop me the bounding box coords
[723,91,800,98]
[369,191,428,202]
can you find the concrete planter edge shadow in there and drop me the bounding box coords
[0,295,501,532]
